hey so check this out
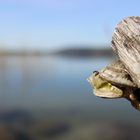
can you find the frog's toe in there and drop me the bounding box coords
[130,100,140,111]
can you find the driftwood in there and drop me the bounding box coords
[111,16,140,87]
[88,16,140,111]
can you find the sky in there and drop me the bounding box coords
[0,0,140,50]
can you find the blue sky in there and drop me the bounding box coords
[0,0,140,50]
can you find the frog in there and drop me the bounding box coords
[87,60,140,111]
[87,71,123,98]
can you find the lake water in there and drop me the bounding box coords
[0,56,140,140]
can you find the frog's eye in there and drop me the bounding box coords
[93,71,99,76]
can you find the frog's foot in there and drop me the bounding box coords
[124,89,140,111]
[130,100,140,111]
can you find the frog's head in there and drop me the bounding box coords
[87,71,124,98]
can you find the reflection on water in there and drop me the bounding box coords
[0,56,140,140]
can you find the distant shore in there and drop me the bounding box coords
[52,48,113,57]
[0,47,113,57]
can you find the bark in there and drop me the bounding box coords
[111,16,140,87]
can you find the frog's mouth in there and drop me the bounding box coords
[93,89,123,98]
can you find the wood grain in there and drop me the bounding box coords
[111,16,140,87]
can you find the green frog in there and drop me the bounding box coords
[87,60,140,111]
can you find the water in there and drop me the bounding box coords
[0,56,140,140]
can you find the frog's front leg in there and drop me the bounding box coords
[123,88,140,111]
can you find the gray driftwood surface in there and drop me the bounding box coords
[111,16,140,87]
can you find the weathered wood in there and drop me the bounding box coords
[111,16,140,87]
